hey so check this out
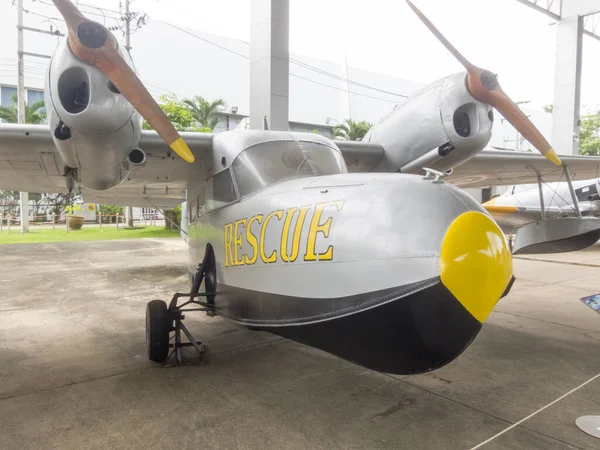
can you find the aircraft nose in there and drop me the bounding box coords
[440,211,513,323]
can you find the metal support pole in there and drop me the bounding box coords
[8,216,11,234]
[16,0,25,125]
[537,174,546,221]
[175,320,182,364]
[19,192,29,233]
[126,206,133,228]
[116,215,120,230]
[52,214,55,230]
[17,0,29,233]
[563,164,582,217]
[99,212,102,229]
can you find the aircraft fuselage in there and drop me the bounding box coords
[184,130,513,374]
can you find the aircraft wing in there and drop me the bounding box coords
[334,140,385,172]
[444,150,600,188]
[482,203,596,230]
[0,124,66,193]
[0,124,213,209]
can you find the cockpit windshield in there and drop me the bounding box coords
[232,140,347,197]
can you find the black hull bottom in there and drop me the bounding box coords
[239,281,481,375]
[514,228,600,255]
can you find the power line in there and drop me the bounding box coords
[290,73,398,103]
[142,81,188,99]
[289,58,408,98]
[231,30,408,98]
[163,21,404,105]
[22,8,64,24]
[0,57,47,63]
[25,2,121,30]
[10,7,403,105]
[162,22,407,99]
[32,0,122,20]
[164,21,248,59]
[76,1,121,14]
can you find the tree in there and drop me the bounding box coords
[29,193,44,221]
[579,109,600,156]
[183,95,226,131]
[142,93,201,132]
[332,119,373,141]
[0,190,19,216]
[164,204,181,230]
[43,193,80,219]
[97,204,124,223]
[0,94,45,124]
[543,104,553,114]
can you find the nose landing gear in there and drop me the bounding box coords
[145,244,217,365]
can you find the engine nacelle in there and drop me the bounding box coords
[44,39,143,191]
[364,72,493,174]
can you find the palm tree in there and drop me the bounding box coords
[183,95,226,131]
[0,94,46,124]
[332,119,372,141]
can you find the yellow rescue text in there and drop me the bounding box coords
[224,200,345,267]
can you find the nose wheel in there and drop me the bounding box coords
[145,245,216,365]
[146,300,170,362]
[145,295,212,365]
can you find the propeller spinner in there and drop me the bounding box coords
[405,0,562,167]
[51,0,195,163]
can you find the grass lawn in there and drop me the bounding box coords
[0,225,180,244]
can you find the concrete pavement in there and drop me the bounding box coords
[0,238,599,449]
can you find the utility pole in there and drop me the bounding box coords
[17,0,29,233]
[124,0,134,227]
[124,0,132,53]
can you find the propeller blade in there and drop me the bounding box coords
[474,81,562,167]
[51,0,195,163]
[405,0,562,167]
[405,0,473,71]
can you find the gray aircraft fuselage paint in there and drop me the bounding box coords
[182,130,511,374]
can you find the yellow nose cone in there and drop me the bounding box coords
[440,211,513,323]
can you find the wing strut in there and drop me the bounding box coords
[536,171,546,222]
[563,165,582,218]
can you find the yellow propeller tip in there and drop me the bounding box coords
[170,137,195,163]
[546,148,562,167]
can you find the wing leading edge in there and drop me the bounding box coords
[444,149,600,188]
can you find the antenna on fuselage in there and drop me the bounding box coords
[263,115,269,131]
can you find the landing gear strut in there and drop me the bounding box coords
[145,244,217,364]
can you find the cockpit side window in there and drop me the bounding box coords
[206,168,238,212]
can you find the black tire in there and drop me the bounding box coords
[203,244,217,305]
[146,300,170,362]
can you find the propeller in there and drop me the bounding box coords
[51,0,195,163]
[405,0,562,167]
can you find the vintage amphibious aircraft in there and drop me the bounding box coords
[482,177,600,252]
[1,0,600,375]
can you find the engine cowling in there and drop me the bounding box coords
[45,39,143,191]
[364,72,493,174]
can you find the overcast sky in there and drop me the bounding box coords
[9,0,600,112]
